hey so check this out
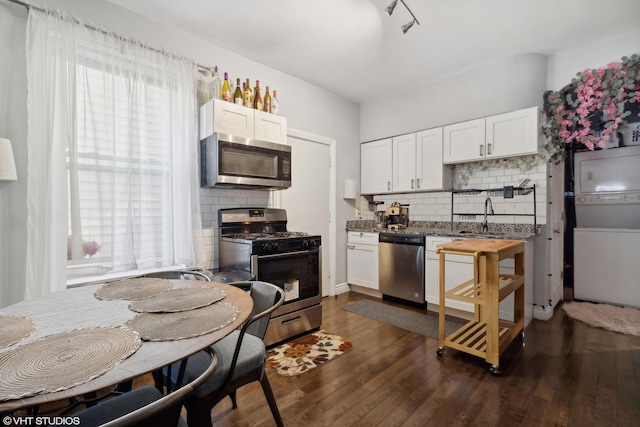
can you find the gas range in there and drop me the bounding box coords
[217,207,322,346]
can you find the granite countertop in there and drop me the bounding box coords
[346,220,538,241]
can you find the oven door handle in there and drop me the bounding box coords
[255,248,320,260]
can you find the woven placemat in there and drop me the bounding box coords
[95,277,172,301]
[0,315,36,349]
[0,326,141,401]
[126,302,239,341]
[128,286,226,313]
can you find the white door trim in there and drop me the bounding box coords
[271,127,337,297]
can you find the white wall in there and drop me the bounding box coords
[360,53,548,143]
[0,2,27,308]
[0,0,360,306]
[547,27,640,91]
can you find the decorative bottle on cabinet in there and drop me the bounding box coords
[264,86,272,114]
[221,72,232,102]
[233,78,243,105]
[271,89,279,115]
[243,78,253,107]
[208,66,221,101]
[253,80,263,111]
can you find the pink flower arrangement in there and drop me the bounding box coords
[543,53,640,161]
[67,236,101,260]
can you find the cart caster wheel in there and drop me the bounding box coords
[436,347,444,357]
[489,365,501,376]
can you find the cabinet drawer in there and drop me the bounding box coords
[427,238,474,263]
[347,231,379,245]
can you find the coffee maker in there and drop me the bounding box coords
[386,202,409,230]
[374,210,388,229]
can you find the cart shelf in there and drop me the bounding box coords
[443,320,513,359]
[444,274,523,305]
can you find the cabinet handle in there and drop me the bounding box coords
[347,245,356,249]
[487,143,492,155]
[416,178,420,188]
[411,179,414,189]
[480,144,484,156]
[387,181,391,191]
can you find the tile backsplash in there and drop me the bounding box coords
[360,157,547,227]
[199,187,272,270]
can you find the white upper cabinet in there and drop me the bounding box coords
[254,109,288,144]
[394,129,452,192]
[485,106,540,159]
[200,99,287,144]
[443,106,540,164]
[363,129,452,195]
[416,128,452,191]
[392,133,417,192]
[361,138,393,195]
[443,118,486,163]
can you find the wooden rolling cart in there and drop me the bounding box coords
[435,239,525,375]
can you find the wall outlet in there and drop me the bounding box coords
[459,215,476,220]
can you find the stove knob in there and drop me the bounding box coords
[272,242,281,252]
[301,239,310,248]
[310,239,319,247]
[261,243,272,253]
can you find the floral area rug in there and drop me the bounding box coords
[266,330,352,377]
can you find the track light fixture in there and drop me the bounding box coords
[401,19,416,34]
[385,0,398,16]
[385,0,420,33]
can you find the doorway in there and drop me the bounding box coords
[272,129,335,297]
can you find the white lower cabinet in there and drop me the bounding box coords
[347,232,379,290]
[426,237,474,312]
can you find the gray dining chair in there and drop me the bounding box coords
[164,280,285,427]
[51,349,218,427]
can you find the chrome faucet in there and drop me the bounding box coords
[482,197,494,233]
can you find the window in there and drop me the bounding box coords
[26,9,202,291]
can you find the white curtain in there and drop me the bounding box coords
[26,8,203,298]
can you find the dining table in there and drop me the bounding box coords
[0,278,253,414]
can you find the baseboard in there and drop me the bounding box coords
[347,284,382,298]
[335,282,351,295]
[552,285,564,307]
[533,304,555,321]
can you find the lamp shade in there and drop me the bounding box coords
[0,138,17,181]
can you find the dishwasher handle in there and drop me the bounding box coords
[379,233,425,245]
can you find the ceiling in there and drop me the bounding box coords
[105,0,640,104]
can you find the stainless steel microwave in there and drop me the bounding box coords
[200,132,292,189]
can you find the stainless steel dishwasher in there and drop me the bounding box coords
[378,233,426,307]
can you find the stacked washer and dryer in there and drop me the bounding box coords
[573,145,640,309]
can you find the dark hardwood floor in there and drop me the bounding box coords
[209,292,640,427]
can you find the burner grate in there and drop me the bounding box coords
[223,231,310,241]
